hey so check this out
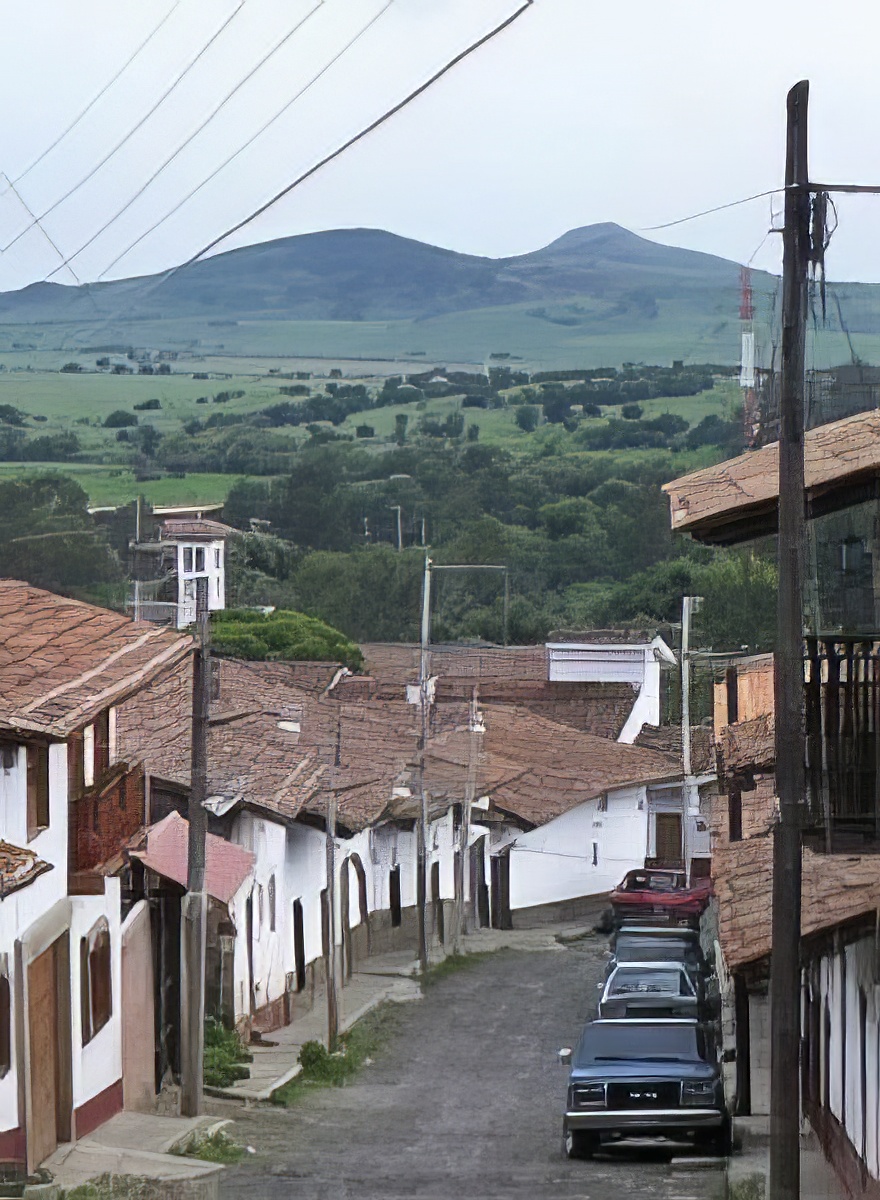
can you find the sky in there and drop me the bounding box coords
[1,0,880,292]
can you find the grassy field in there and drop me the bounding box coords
[0,462,257,506]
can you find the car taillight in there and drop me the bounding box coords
[571,1083,606,1109]
[680,1079,716,1106]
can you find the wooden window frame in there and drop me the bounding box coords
[81,919,112,1046]
[26,743,50,841]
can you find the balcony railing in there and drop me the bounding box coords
[804,635,880,850]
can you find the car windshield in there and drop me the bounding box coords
[621,872,682,892]
[608,968,692,997]
[614,937,698,963]
[577,1024,703,1064]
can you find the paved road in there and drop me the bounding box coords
[216,937,728,1199]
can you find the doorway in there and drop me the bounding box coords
[292,900,306,992]
[431,862,444,945]
[27,936,72,1170]
[654,813,683,863]
[389,866,402,928]
[472,838,489,928]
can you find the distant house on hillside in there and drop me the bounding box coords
[129,510,237,628]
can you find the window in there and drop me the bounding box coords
[195,547,205,571]
[68,733,84,804]
[728,788,743,842]
[597,794,608,813]
[81,919,112,1045]
[183,547,193,572]
[94,709,110,782]
[214,548,221,569]
[26,743,50,840]
[0,970,10,1079]
[591,841,599,867]
[268,875,276,933]
[83,725,95,788]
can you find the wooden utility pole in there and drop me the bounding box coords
[325,707,341,1051]
[417,555,433,974]
[181,611,210,1117]
[453,685,481,954]
[770,78,811,1200]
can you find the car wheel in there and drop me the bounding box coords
[563,1126,598,1159]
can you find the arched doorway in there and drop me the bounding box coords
[341,855,371,977]
[291,900,306,993]
[431,861,444,945]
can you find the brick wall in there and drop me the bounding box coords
[74,761,146,872]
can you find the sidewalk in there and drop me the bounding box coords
[40,1113,226,1200]
[727,1117,846,1198]
[210,922,587,1103]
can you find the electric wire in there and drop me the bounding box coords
[2,1,245,256]
[96,0,534,285]
[641,188,784,232]
[0,173,82,285]
[42,0,326,278]
[12,1,181,185]
[87,0,398,282]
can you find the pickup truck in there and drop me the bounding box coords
[559,1018,730,1159]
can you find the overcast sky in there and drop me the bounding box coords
[1,0,880,293]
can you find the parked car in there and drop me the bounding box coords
[559,1018,731,1159]
[598,962,703,1020]
[607,925,710,981]
[609,868,712,925]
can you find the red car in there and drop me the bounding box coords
[609,869,712,925]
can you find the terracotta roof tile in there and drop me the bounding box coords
[0,840,53,899]
[128,810,253,903]
[0,580,193,736]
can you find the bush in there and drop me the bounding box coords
[355,424,375,438]
[621,403,643,419]
[515,405,539,433]
[134,398,161,411]
[203,1017,252,1089]
[103,410,138,428]
[211,608,363,670]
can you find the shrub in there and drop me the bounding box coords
[515,405,539,432]
[134,398,161,411]
[621,403,643,419]
[103,410,138,428]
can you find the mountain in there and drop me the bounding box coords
[0,223,748,325]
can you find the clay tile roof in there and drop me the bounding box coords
[0,580,193,737]
[160,518,237,539]
[128,810,253,903]
[0,840,53,899]
[634,725,716,776]
[663,409,880,544]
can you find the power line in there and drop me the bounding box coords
[89,0,397,282]
[41,0,326,278]
[102,0,535,284]
[640,188,783,232]
[0,174,81,285]
[12,1,181,185]
[36,0,535,347]
[3,1,245,256]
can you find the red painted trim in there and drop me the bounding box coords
[0,1124,25,1163]
[74,1078,123,1140]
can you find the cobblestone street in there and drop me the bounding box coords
[214,937,729,1200]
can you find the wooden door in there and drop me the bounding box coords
[28,945,60,1167]
[655,813,683,864]
[292,901,306,992]
[389,867,402,928]
[431,862,444,945]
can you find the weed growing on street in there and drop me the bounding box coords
[172,1129,245,1164]
[64,1175,155,1200]
[204,1017,252,1088]
[271,1004,396,1105]
[725,1177,765,1200]
[421,950,497,986]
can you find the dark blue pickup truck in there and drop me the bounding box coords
[559,1018,730,1159]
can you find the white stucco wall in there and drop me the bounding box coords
[507,785,649,911]
[70,880,123,1109]
[0,742,123,1134]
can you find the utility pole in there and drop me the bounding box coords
[417,555,433,974]
[680,596,702,884]
[181,610,210,1117]
[453,685,482,954]
[325,707,340,1051]
[770,78,810,1200]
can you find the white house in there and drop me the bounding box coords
[0,581,192,1174]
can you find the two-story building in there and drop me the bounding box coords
[0,581,192,1175]
[665,407,880,1197]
